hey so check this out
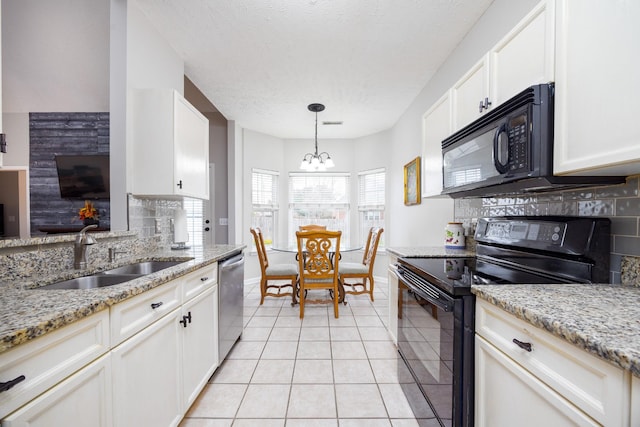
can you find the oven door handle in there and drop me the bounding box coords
[394,268,454,312]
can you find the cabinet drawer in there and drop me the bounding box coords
[0,310,109,419]
[2,353,112,426]
[476,299,628,426]
[182,263,217,302]
[110,280,181,346]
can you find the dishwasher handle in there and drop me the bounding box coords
[219,253,244,271]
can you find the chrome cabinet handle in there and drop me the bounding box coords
[512,338,532,352]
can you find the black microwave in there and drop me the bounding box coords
[440,83,624,198]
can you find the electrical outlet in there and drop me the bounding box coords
[219,218,228,226]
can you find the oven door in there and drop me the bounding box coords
[395,268,474,427]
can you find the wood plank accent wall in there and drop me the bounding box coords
[29,113,110,234]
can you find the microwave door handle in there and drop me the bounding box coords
[493,124,510,174]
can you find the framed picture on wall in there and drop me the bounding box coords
[404,156,421,206]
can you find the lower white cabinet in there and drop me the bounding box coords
[1,263,223,426]
[181,286,218,409]
[475,299,630,427]
[111,309,182,427]
[475,336,599,427]
[3,354,112,427]
[632,376,640,427]
[387,255,398,345]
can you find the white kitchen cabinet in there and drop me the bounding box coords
[387,254,398,345]
[632,376,640,427]
[2,354,112,427]
[181,286,218,409]
[421,92,451,197]
[475,299,629,427]
[553,0,640,176]
[0,310,109,420]
[131,89,210,200]
[451,56,489,131]
[452,0,554,132]
[111,307,183,427]
[489,0,555,108]
[475,336,599,427]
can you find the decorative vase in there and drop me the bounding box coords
[445,222,465,249]
[83,218,99,227]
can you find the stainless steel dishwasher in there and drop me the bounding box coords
[217,251,244,361]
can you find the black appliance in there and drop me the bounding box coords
[55,155,110,199]
[440,83,624,198]
[394,216,611,427]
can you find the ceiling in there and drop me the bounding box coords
[133,0,494,139]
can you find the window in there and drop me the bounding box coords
[183,197,204,247]
[252,169,279,249]
[288,173,350,246]
[358,168,385,248]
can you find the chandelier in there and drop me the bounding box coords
[300,103,334,171]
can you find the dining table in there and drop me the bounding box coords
[271,244,363,304]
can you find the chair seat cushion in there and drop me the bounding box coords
[303,278,335,284]
[339,262,368,275]
[266,263,298,276]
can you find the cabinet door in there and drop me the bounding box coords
[111,309,182,427]
[387,256,398,345]
[174,95,209,199]
[451,55,489,131]
[3,354,112,427]
[475,336,599,427]
[632,376,640,427]
[554,0,640,175]
[422,92,451,197]
[181,286,218,409]
[490,0,555,106]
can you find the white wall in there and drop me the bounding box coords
[2,0,109,113]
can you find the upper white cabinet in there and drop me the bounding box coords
[490,0,555,108]
[553,0,640,176]
[452,0,555,132]
[422,92,451,197]
[452,56,490,131]
[131,89,210,199]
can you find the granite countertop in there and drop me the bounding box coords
[0,244,245,354]
[387,246,475,258]
[473,284,640,377]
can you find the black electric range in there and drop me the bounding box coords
[394,216,612,427]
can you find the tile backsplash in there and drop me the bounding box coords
[454,176,640,284]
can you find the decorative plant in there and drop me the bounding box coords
[78,200,99,220]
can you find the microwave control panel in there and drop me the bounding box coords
[506,113,529,172]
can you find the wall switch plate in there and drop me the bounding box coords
[155,218,161,234]
[219,218,228,226]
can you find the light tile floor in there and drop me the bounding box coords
[180,280,423,427]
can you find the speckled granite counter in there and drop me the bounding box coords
[0,244,245,354]
[387,246,475,258]
[472,284,640,377]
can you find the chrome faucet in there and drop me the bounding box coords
[74,224,98,269]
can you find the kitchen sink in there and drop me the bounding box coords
[101,260,186,275]
[39,260,188,290]
[40,274,144,290]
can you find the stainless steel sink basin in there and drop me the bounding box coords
[40,274,144,290]
[101,260,185,275]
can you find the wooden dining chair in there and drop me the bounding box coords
[299,224,327,231]
[296,229,342,318]
[339,227,384,302]
[250,227,298,305]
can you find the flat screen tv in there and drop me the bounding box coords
[55,155,110,199]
